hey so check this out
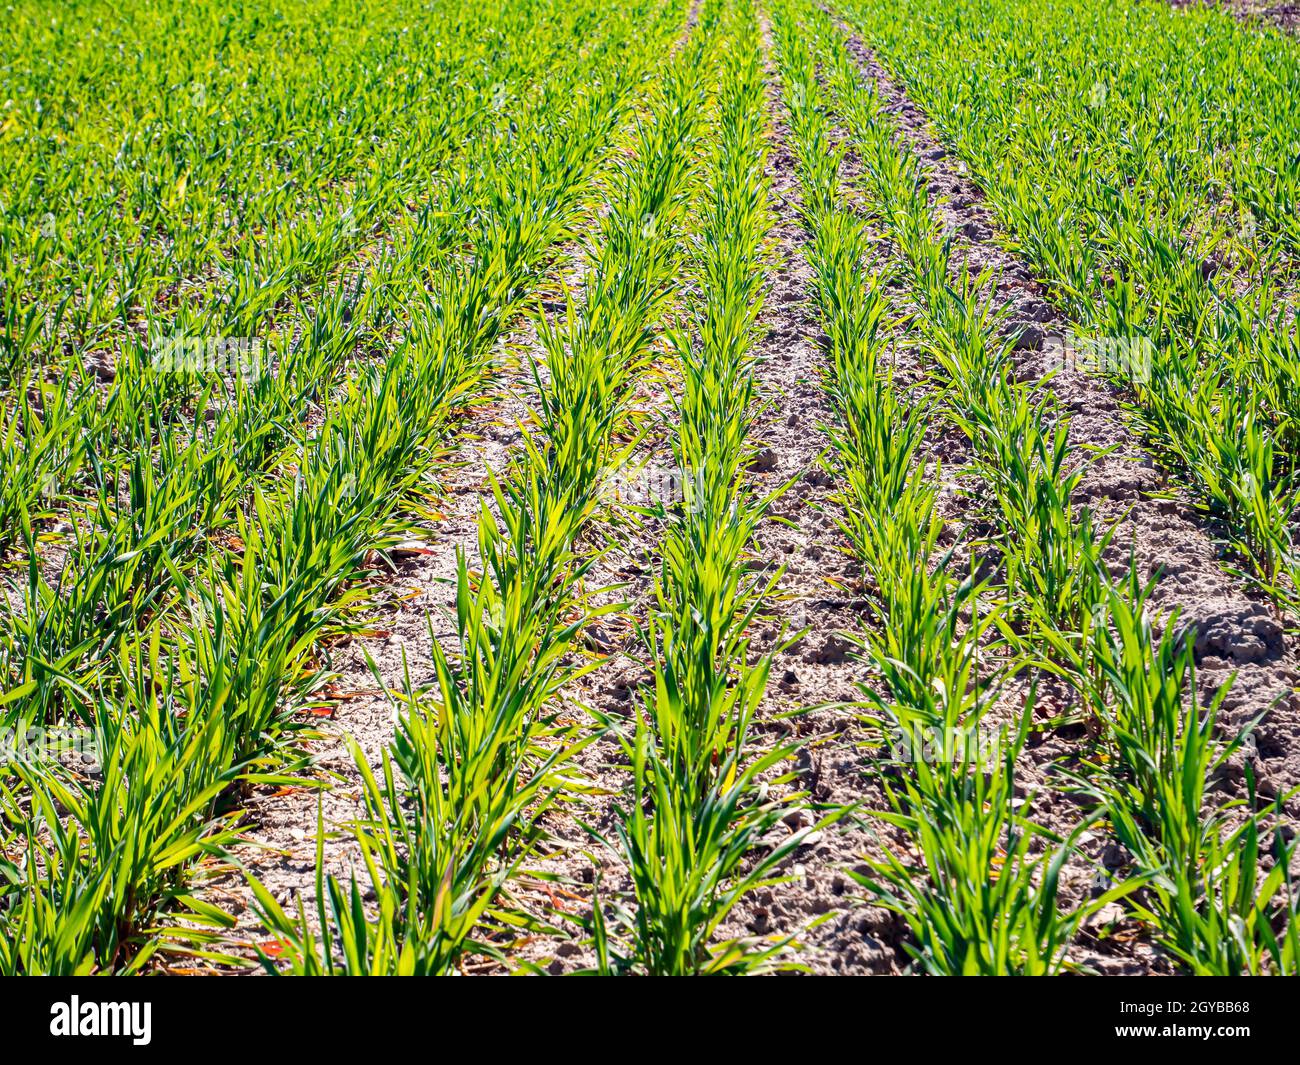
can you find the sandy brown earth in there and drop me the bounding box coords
[1170,0,1300,32]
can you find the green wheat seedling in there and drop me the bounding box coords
[854,699,1136,975]
[831,0,1300,612]
[1,0,686,972]
[768,1,1140,974]
[1060,574,1300,975]
[594,659,811,975]
[245,4,707,974]
[589,5,832,975]
[0,624,247,975]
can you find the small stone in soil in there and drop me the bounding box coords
[807,632,852,664]
[1011,323,1045,351]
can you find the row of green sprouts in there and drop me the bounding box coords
[770,0,1298,975]
[590,0,821,975]
[0,0,692,973]
[837,0,1300,618]
[249,0,751,975]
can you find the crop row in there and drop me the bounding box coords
[0,0,691,974]
[835,0,1300,613]
[591,0,819,975]
[245,0,722,974]
[771,0,1299,974]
